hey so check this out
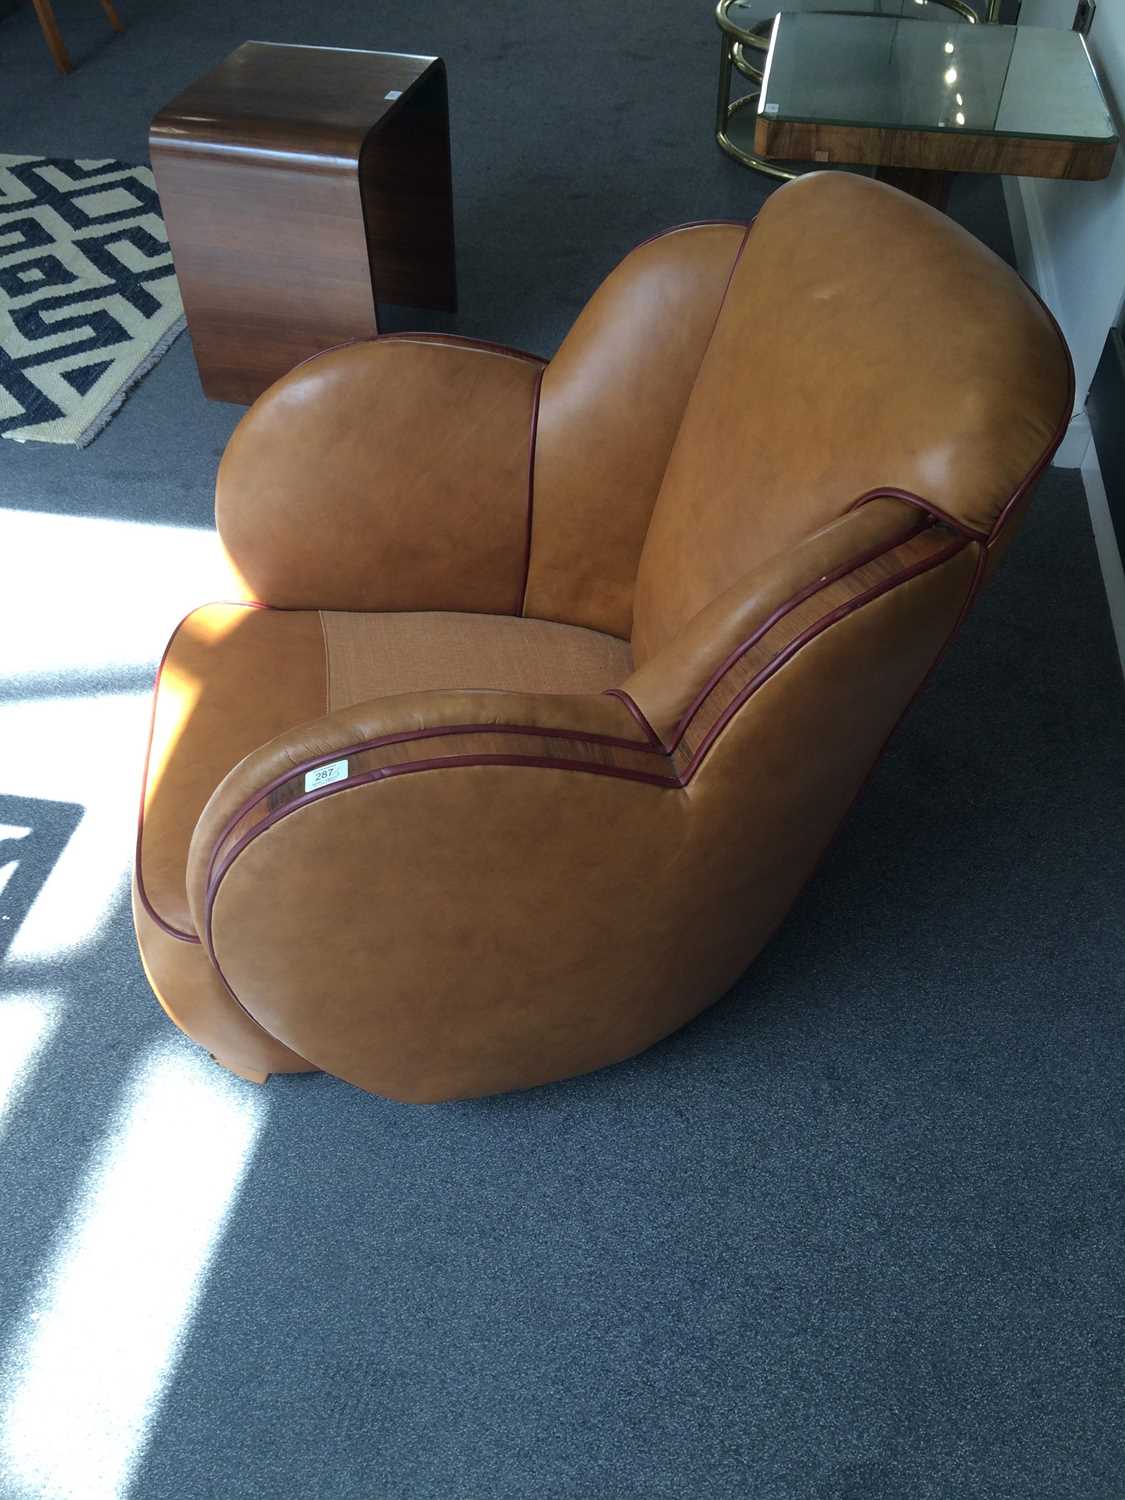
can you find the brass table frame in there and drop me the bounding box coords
[715,0,999,181]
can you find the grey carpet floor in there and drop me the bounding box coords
[1,3,1123,1498]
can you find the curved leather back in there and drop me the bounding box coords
[631,172,1072,663]
[522,221,748,639]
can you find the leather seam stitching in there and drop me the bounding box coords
[988,277,1076,545]
[602,687,663,748]
[688,219,752,407]
[372,334,549,366]
[201,717,660,895]
[631,218,753,660]
[678,536,968,774]
[845,488,986,541]
[842,287,1074,549]
[519,365,545,616]
[630,219,751,254]
[664,512,932,753]
[318,609,332,716]
[738,537,984,962]
[281,332,546,382]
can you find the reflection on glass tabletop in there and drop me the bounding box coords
[758,15,1118,142]
[717,0,981,44]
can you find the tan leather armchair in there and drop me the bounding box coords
[134,173,1072,1102]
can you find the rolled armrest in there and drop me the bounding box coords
[216,336,545,613]
[181,500,980,1102]
[185,685,668,937]
[621,496,933,746]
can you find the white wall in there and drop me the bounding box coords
[1005,0,1125,458]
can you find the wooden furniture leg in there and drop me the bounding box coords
[31,0,73,75]
[100,0,125,33]
[33,0,124,74]
[875,166,955,213]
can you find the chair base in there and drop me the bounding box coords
[211,1055,270,1085]
[133,876,318,1083]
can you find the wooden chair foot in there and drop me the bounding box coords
[100,0,125,33]
[210,1055,270,1085]
[31,0,73,73]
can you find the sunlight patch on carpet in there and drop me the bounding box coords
[0,1041,266,1500]
[0,993,60,1140]
[0,508,240,965]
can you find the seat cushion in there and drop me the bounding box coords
[319,608,632,711]
[137,604,632,940]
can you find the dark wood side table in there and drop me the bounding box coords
[754,14,1117,211]
[150,42,456,404]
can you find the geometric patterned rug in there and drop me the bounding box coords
[0,155,184,446]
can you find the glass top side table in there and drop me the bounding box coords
[755,15,1118,205]
[714,0,992,181]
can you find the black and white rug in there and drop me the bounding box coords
[0,154,184,446]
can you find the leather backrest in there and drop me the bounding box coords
[631,172,1072,664]
[521,221,748,639]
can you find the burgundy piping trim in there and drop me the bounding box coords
[372,332,547,365]
[283,337,366,380]
[916,279,1073,678]
[630,219,751,254]
[202,718,660,893]
[842,285,1074,554]
[945,541,989,670]
[704,222,752,354]
[518,365,545,615]
[207,948,282,1035]
[603,688,663,748]
[278,331,546,385]
[988,280,1076,546]
[204,754,681,958]
[748,538,983,974]
[134,600,269,944]
[679,536,968,777]
[665,513,931,753]
[845,488,987,541]
[214,718,657,809]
